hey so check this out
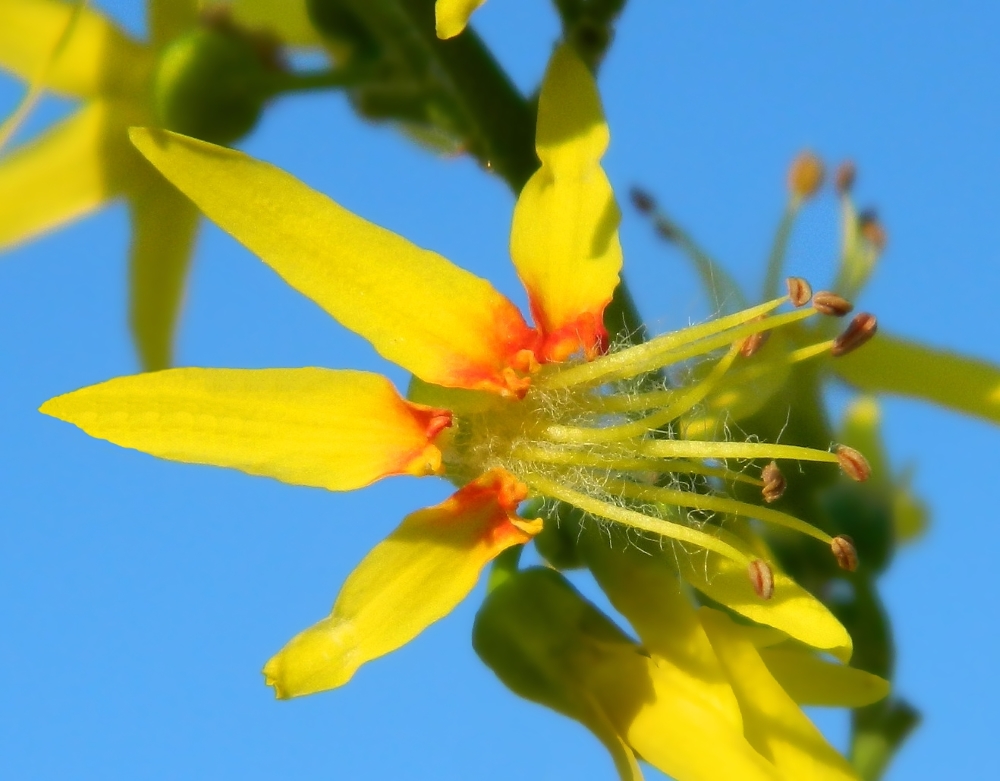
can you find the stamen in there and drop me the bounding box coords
[544,346,739,444]
[607,479,834,544]
[634,439,841,466]
[522,473,751,566]
[512,444,764,486]
[748,559,775,599]
[831,535,859,571]
[786,277,813,307]
[831,313,878,356]
[812,291,854,317]
[761,461,786,503]
[836,445,871,481]
[539,295,792,389]
[740,322,771,357]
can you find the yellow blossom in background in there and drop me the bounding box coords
[435,0,488,39]
[40,44,880,775]
[0,0,315,370]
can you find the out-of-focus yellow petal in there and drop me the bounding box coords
[834,332,1000,425]
[0,0,151,98]
[677,525,853,661]
[435,0,487,39]
[759,646,890,708]
[265,470,539,697]
[474,567,781,781]
[701,609,861,781]
[40,368,452,490]
[510,44,622,361]
[148,0,198,47]
[224,0,322,45]
[127,168,200,371]
[130,128,538,396]
[0,101,139,250]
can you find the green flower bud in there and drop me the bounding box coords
[152,28,271,145]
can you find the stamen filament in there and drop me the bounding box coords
[512,444,763,486]
[635,439,841,464]
[540,295,790,389]
[522,473,750,565]
[606,479,833,544]
[544,346,739,444]
[546,306,818,390]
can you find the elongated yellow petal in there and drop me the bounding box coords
[510,44,622,361]
[0,101,139,250]
[40,368,452,490]
[435,0,487,39]
[701,609,861,781]
[127,169,200,371]
[0,0,151,98]
[130,128,538,396]
[147,0,198,47]
[759,647,889,708]
[265,471,539,697]
[677,524,852,661]
[225,0,322,45]
[834,332,1000,424]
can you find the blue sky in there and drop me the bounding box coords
[2,2,998,779]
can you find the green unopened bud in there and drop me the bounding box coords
[152,28,272,145]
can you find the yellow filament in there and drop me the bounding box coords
[512,445,763,486]
[544,345,739,444]
[636,439,840,464]
[607,479,833,544]
[523,473,751,565]
[540,295,789,389]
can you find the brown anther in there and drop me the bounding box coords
[831,535,859,572]
[761,461,786,503]
[836,445,871,482]
[859,209,888,252]
[740,328,771,358]
[831,312,878,356]
[748,559,775,600]
[786,276,813,307]
[629,186,656,214]
[835,161,857,194]
[812,291,854,317]
[788,151,825,201]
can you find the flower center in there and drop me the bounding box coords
[441,278,874,594]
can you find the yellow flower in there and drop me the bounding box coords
[475,534,888,781]
[41,45,868,701]
[0,0,315,370]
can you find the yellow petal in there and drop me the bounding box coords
[0,101,139,250]
[147,0,199,47]
[758,646,890,708]
[40,368,451,490]
[0,0,151,98]
[265,470,539,697]
[128,169,200,371]
[224,0,322,46]
[510,44,622,361]
[834,332,1000,425]
[701,609,861,781]
[129,128,538,396]
[435,0,487,39]
[677,525,853,661]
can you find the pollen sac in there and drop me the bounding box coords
[788,151,825,201]
[812,291,854,317]
[786,277,813,307]
[831,535,859,572]
[836,445,872,482]
[832,313,878,356]
[740,328,771,358]
[748,559,775,600]
[760,461,786,503]
[629,186,656,214]
[859,210,888,252]
[835,160,857,194]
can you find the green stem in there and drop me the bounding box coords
[762,202,799,300]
